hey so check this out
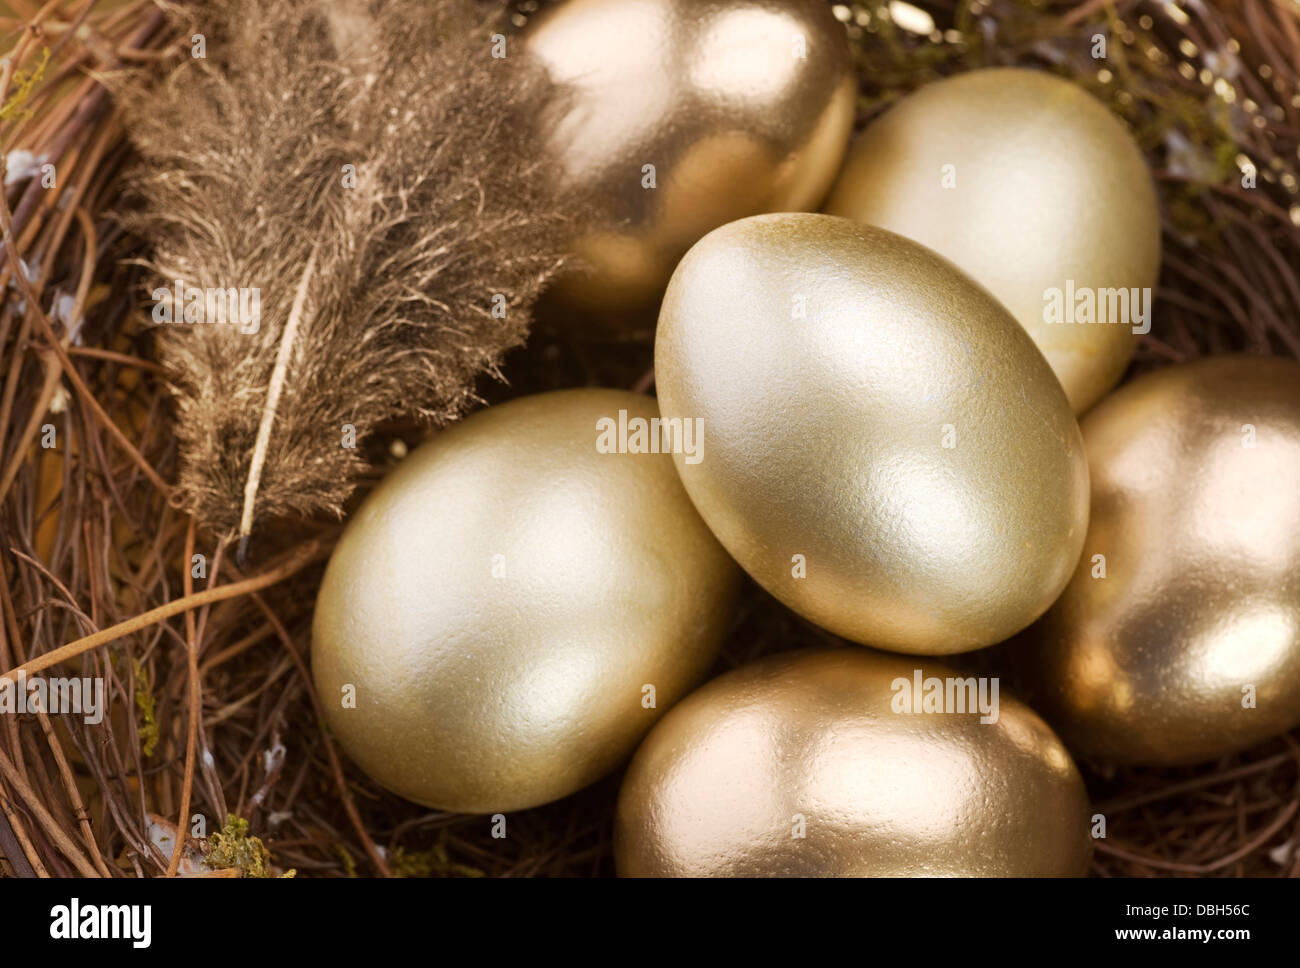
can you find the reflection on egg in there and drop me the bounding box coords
[312,389,740,812]
[615,648,1093,876]
[524,0,856,326]
[826,68,1161,413]
[655,213,1089,655]
[1030,355,1300,765]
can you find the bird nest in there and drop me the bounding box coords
[0,0,1297,878]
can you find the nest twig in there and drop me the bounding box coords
[0,0,1297,878]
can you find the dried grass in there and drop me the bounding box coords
[0,0,1297,877]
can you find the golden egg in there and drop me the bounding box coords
[825,68,1161,413]
[615,648,1093,876]
[655,213,1089,655]
[1029,355,1300,765]
[524,0,856,326]
[311,389,741,813]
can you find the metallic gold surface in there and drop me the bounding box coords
[655,213,1089,655]
[524,0,855,326]
[311,389,741,813]
[1030,355,1300,765]
[825,68,1161,413]
[615,648,1093,876]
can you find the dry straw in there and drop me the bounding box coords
[0,0,1297,877]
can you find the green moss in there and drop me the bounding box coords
[131,658,159,758]
[205,815,293,877]
[333,842,358,877]
[390,831,485,878]
[0,47,49,124]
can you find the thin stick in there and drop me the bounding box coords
[1094,796,1300,874]
[167,518,200,877]
[0,198,103,504]
[64,345,168,374]
[0,265,171,496]
[238,248,318,564]
[0,792,42,877]
[35,706,113,877]
[0,744,98,877]
[1095,752,1296,813]
[0,538,325,684]
[248,592,393,878]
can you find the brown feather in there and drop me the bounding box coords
[121,0,581,541]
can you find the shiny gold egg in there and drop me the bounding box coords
[311,389,741,813]
[615,648,1093,876]
[655,213,1089,655]
[524,0,856,326]
[1029,355,1300,765]
[825,68,1161,413]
